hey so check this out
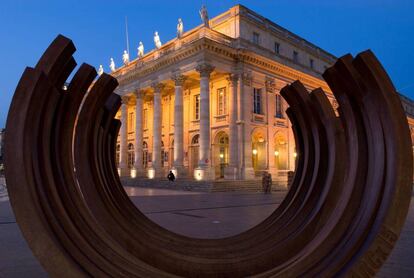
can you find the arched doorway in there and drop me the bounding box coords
[190,134,199,174]
[274,133,288,171]
[252,130,267,175]
[142,141,148,168]
[214,131,229,179]
[127,143,135,169]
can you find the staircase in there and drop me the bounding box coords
[121,177,287,193]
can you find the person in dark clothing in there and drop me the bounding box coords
[167,170,175,182]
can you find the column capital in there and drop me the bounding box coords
[196,63,215,78]
[265,77,275,93]
[241,72,252,87]
[172,73,187,86]
[133,89,145,99]
[227,73,239,87]
[151,82,165,93]
[121,95,130,104]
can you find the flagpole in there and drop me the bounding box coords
[125,16,130,55]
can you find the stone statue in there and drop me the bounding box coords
[97,65,104,76]
[177,18,184,38]
[122,50,129,65]
[199,5,209,28]
[109,58,115,72]
[137,41,144,58]
[154,31,162,49]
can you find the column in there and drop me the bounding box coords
[266,78,278,178]
[225,73,239,179]
[149,82,164,178]
[119,96,129,176]
[172,74,187,177]
[194,63,214,180]
[133,90,144,177]
[241,72,255,179]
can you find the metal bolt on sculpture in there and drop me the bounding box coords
[4,35,413,277]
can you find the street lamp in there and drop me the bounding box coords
[252,149,258,155]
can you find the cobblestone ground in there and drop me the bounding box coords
[0,184,413,277]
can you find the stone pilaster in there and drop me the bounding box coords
[266,77,277,178]
[224,73,239,180]
[148,82,165,178]
[240,72,255,179]
[194,63,215,180]
[119,95,129,177]
[133,90,145,177]
[172,73,187,177]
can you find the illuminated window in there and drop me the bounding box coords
[276,94,284,119]
[194,95,200,120]
[252,32,260,44]
[128,112,134,131]
[143,109,148,129]
[253,88,262,114]
[217,87,226,115]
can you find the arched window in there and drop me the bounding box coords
[127,143,134,169]
[192,134,200,145]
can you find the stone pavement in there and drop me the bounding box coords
[0,185,413,277]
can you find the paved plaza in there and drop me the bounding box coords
[0,184,413,277]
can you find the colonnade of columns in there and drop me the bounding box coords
[117,66,294,181]
[118,63,243,180]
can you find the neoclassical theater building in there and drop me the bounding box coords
[110,5,414,183]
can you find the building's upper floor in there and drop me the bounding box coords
[211,5,336,77]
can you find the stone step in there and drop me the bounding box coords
[121,177,287,193]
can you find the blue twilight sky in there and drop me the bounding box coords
[1,0,413,128]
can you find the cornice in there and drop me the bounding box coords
[115,35,332,95]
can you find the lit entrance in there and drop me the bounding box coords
[252,130,267,175]
[214,131,229,179]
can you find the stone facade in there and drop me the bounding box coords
[111,5,414,183]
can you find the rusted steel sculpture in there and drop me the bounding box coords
[4,35,413,277]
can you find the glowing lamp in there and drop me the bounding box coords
[147,168,155,179]
[293,152,297,158]
[130,169,137,178]
[194,169,203,181]
[274,151,279,156]
[252,149,258,155]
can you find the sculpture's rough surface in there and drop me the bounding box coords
[4,35,413,277]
